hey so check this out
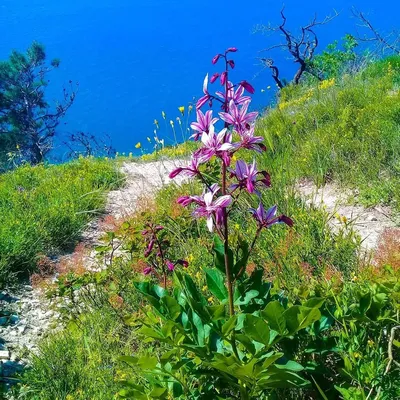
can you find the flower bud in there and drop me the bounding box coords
[177,259,189,268]
[228,60,235,69]
[220,72,227,85]
[143,267,152,275]
[210,73,220,84]
[166,260,175,271]
[240,80,255,94]
[226,47,238,53]
[212,54,221,64]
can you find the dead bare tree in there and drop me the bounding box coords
[63,131,116,159]
[352,8,400,56]
[255,7,339,88]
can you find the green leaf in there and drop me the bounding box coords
[275,360,304,372]
[233,236,249,278]
[206,304,226,320]
[235,334,256,355]
[304,297,325,309]
[119,355,138,366]
[213,235,234,275]
[205,268,228,301]
[160,295,181,320]
[359,291,372,315]
[222,315,237,336]
[262,301,286,335]
[149,387,167,398]
[283,306,321,334]
[243,315,270,345]
[311,376,329,400]
[234,289,259,306]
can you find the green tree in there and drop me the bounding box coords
[0,41,77,166]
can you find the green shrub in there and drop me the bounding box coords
[0,157,122,283]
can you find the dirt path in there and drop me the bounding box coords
[297,180,398,251]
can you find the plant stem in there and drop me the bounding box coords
[221,55,234,316]
[222,162,234,316]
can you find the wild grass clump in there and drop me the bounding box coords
[0,157,122,284]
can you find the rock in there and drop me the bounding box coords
[0,350,10,360]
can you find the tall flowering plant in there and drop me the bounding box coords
[169,47,292,316]
[122,50,324,399]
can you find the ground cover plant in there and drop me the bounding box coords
[0,157,122,284]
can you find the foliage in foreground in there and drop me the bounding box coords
[0,157,122,283]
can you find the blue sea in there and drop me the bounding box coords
[1,0,398,157]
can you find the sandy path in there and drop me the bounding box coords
[297,180,398,251]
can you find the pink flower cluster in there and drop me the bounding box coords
[169,48,292,234]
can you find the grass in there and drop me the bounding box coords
[0,157,123,284]
[255,56,400,210]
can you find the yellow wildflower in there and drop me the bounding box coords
[135,142,141,149]
[178,106,185,115]
[202,285,208,292]
[161,111,166,120]
[147,137,151,142]
[154,119,159,129]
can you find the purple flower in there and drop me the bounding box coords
[194,125,236,165]
[230,160,258,194]
[166,260,175,271]
[190,109,218,141]
[197,74,211,109]
[169,157,201,179]
[250,203,293,229]
[219,100,258,133]
[216,81,250,105]
[230,160,272,195]
[192,188,232,232]
[143,266,152,275]
[238,125,266,152]
[240,80,255,94]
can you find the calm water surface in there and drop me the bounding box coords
[1,0,398,156]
